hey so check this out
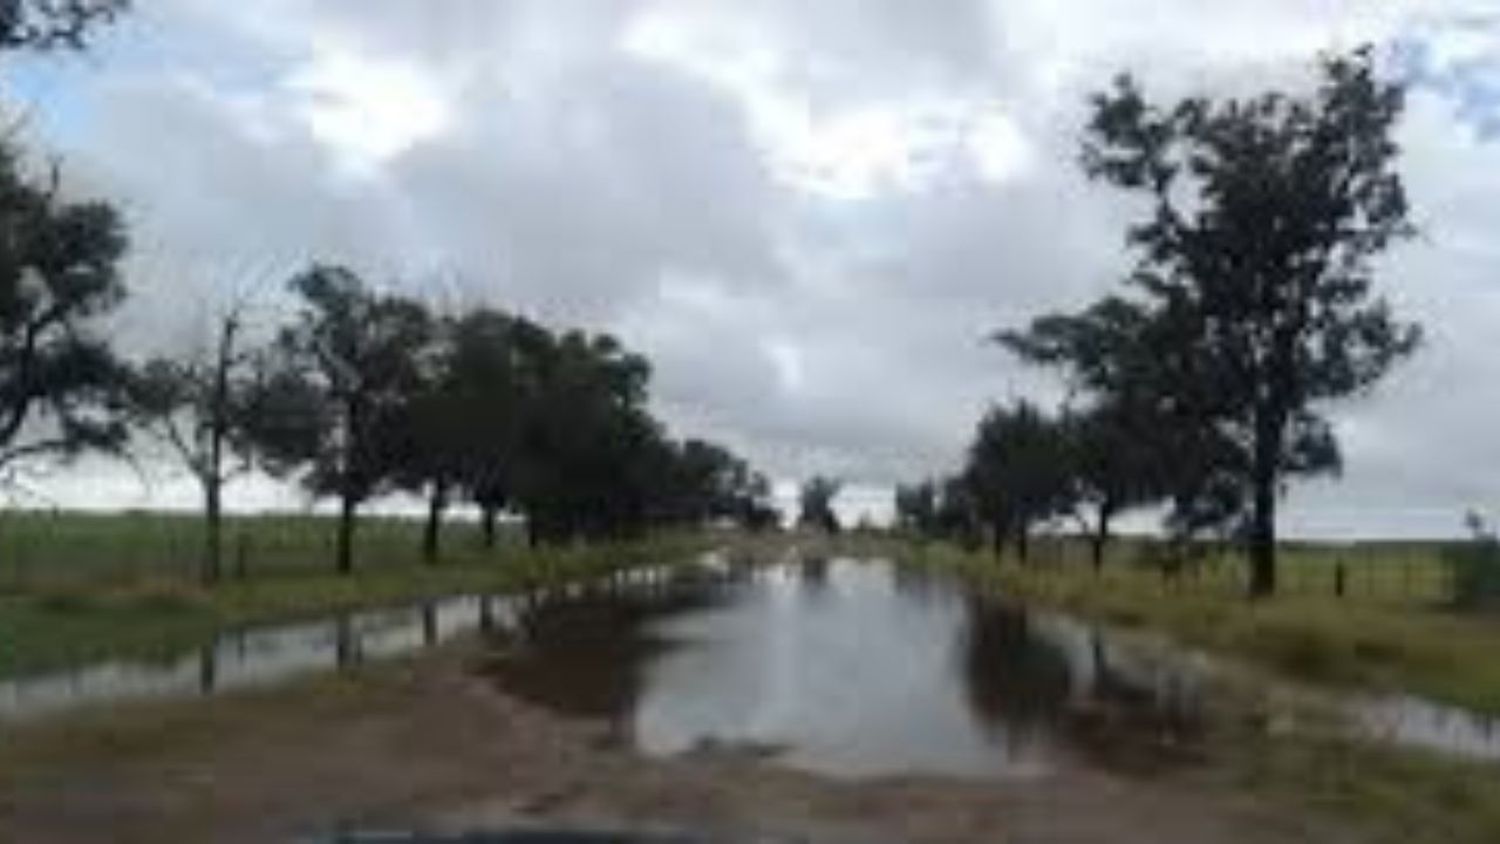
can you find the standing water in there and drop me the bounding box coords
[4,555,1500,779]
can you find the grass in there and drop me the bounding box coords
[896,537,1500,843]
[0,510,511,588]
[906,538,1500,716]
[0,516,724,677]
[1241,732,1500,844]
[6,524,1500,842]
[1184,673,1500,844]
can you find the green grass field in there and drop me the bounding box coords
[905,537,1500,715]
[0,510,521,589]
[7,525,1500,843]
[0,510,723,677]
[886,536,1500,842]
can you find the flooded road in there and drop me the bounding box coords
[482,557,1209,778]
[5,554,1500,780]
[480,556,1500,778]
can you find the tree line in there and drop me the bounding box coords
[897,48,1420,598]
[123,266,779,580]
[0,5,782,583]
[0,2,782,583]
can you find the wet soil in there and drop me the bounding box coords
[0,650,1360,844]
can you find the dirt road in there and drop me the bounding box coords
[0,651,1359,843]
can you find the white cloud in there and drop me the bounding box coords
[287,47,454,172]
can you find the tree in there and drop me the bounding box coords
[654,438,771,528]
[384,312,463,564]
[0,148,129,483]
[451,311,554,550]
[0,0,126,50]
[510,328,654,544]
[965,401,1072,563]
[797,475,841,534]
[934,474,981,548]
[1067,48,1419,595]
[1059,405,1168,571]
[258,265,434,574]
[998,300,1174,570]
[385,308,532,562]
[894,480,939,538]
[126,306,263,583]
[734,471,780,531]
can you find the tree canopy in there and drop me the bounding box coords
[231,264,775,573]
[798,475,841,533]
[964,401,1073,562]
[0,147,129,481]
[999,47,1419,594]
[125,308,263,581]
[0,0,127,50]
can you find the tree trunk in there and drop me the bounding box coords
[1016,526,1030,564]
[422,480,447,564]
[203,479,222,586]
[481,505,499,550]
[198,648,217,695]
[336,493,357,575]
[202,312,238,587]
[1248,476,1276,597]
[1248,414,1280,598]
[1090,505,1113,573]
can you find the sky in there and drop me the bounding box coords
[4,1,1500,537]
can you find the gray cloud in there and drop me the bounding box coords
[7,1,1500,536]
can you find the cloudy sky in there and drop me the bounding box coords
[5,1,1500,536]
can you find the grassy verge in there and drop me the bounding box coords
[897,541,1500,843]
[907,542,1500,715]
[1177,674,1500,844]
[0,530,724,677]
[1235,729,1500,843]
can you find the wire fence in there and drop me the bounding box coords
[0,511,519,590]
[1000,535,1466,607]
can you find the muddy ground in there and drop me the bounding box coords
[0,649,1362,844]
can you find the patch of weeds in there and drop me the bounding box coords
[31,588,99,614]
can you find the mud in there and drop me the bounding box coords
[0,651,1358,844]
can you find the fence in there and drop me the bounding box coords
[0,511,517,590]
[1009,535,1465,607]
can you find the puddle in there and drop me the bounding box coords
[0,567,691,722]
[5,555,1500,780]
[483,559,1211,778]
[481,558,1500,778]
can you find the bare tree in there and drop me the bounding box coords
[125,296,268,583]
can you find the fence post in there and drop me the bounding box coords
[1334,560,1346,599]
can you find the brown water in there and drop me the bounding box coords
[6,554,1500,781]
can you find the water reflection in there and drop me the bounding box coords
[478,566,730,724]
[0,593,515,722]
[4,557,1500,779]
[482,560,1211,778]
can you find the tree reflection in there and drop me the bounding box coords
[479,568,729,729]
[960,599,1075,748]
[959,599,1207,771]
